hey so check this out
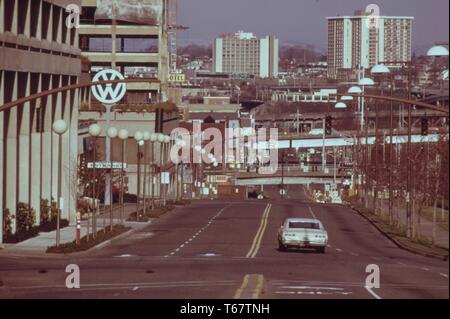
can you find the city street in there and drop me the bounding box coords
[0,186,448,299]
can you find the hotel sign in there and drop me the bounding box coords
[168,73,186,83]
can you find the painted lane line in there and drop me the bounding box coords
[132,287,139,291]
[365,286,382,299]
[246,204,272,258]
[397,262,407,266]
[245,204,270,258]
[166,204,230,257]
[421,267,430,271]
[439,273,448,278]
[234,275,250,299]
[251,275,265,299]
[350,252,359,257]
[335,248,343,252]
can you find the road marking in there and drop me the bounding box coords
[166,205,230,257]
[365,286,382,299]
[308,206,317,219]
[335,248,343,252]
[280,286,344,291]
[252,275,264,299]
[397,262,406,266]
[421,267,430,271]
[234,275,250,299]
[350,252,359,257]
[439,273,448,278]
[234,274,264,299]
[132,287,139,291]
[246,204,272,258]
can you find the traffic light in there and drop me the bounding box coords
[325,116,332,135]
[421,117,429,136]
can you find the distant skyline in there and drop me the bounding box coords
[178,0,449,52]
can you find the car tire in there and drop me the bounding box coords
[278,241,286,251]
[317,247,326,254]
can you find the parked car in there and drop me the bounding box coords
[278,218,328,253]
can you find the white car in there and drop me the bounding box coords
[278,218,328,253]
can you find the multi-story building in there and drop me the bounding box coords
[213,31,279,78]
[327,10,413,79]
[0,0,82,239]
[78,1,178,199]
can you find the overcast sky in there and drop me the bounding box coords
[178,0,449,51]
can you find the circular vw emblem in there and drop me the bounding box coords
[91,69,127,105]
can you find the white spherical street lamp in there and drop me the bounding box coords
[335,102,347,109]
[150,133,158,142]
[371,64,390,74]
[88,124,101,137]
[157,133,165,143]
[164,135,170,144]
[52,119,67,135]
[134,131,144,142]
[107,127,118,139]
[143,131,151,141]
[118,129,129,140]
[348,86,362,94]
[427,45,449,57]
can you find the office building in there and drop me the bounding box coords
[0,0,82,238]
[327,10,413,79]
[213,31,279,78]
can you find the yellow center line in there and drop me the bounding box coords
[246,204,272,258]
[251,274,265,299]
[233,274,250,299]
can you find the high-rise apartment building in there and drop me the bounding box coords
[213,31,279,78]
[327,10,413,79]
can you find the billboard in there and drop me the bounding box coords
[95,0,163,25]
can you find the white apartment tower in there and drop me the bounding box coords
[213,31,279,78]
[327,10,413,79]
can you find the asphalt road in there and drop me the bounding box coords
[0,186,448,299]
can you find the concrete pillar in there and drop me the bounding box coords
[30,74,42,224]
[18,73,31,207]
[5,72,18,233]
[41,82,53,208]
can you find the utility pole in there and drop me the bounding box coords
[322,118,326,172]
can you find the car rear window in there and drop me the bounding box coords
[289,222,320,229]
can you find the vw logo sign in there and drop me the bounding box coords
[91,69,127,105]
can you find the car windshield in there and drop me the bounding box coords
[288,222,320,229]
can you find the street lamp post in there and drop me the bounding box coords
[150,133,158,210]
[118,129,128,225]
[88,124,101,238]
[52,120,68,248]
[134,131,144,220]
[142,131,151,215]
[106,127,118,231]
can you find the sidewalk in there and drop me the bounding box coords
[364,197,449,249]
[1,203,144,254]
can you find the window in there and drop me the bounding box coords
[123,37,158,53]
[4,0,14,32]
[288,222,320,230]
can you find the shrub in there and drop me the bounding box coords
[2,208,13,237]
[16,203,36,233]
[40,198,51,224]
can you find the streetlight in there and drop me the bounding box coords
[150,133,158,210]
[142,131,151,215]
[335,102,348,109]
[106,126,118,231]
[88,123,101,238]
[427,45,449,57]
[371,64,392,222]
[157,133,166,206]
[162,135,170,205]
[118,129,128,224]
[52,119,67,248]
[134,131,144,220]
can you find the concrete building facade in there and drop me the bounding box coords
[0,0,82,240]
[213,31,278,78]
[327,10,413,79]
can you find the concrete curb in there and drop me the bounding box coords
[349,204,449,261]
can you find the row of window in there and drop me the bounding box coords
[3,0,76,47]
[79,36,159,53]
